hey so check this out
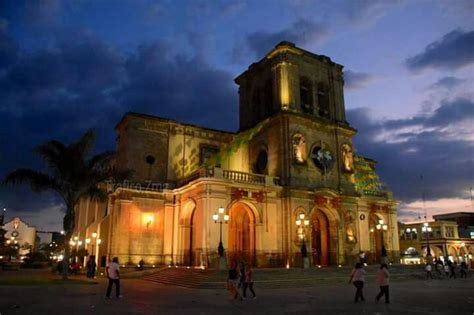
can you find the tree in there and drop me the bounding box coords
[3,130,130,279]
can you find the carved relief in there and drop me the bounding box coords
[292,133,307,163]
[341,143,354,172]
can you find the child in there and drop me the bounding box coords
[349,263,366,303]
[242,264,256,300]
[375,264,390,303]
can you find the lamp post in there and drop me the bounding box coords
[296,213,310,268]
[422,222,432,263]
[376,219,388,261]
[212,207,229,257]
[77,240,83,263]
[69,239,76,263]
[91,232,98,259]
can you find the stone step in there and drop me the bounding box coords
[141,267,215,288]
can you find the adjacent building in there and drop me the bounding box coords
[399,212,474,266]
[2,217,36,255]
[72,41,399,268]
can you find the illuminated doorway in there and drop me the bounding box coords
[228,203,255,265]
[369,214,382,263]
[311,209,329,266]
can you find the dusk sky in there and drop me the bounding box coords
[0,0,473,231]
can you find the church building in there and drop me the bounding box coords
[73,41,399,268]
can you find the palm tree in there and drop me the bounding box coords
[3,130,130,279]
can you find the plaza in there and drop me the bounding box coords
[0,266,473,314]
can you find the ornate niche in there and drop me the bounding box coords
[341,143,354,173]
[344,211,357,244]
[292,133,307,164]
[310,144,334,173]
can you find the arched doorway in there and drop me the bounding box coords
[180,200,197,266]
[311,209,329,266]
[228,202,255,265]
[369,214,383,263]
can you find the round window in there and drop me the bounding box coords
[145,155,156,165]
[310,146,333,173]
[256,150,268,174]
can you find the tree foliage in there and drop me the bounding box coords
[353,155,385,194]
[2,129,130,278]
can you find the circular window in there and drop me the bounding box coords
[310,146,333,173]
[145,155,156,165]
[11,230,19,237]
[256,150,268,174]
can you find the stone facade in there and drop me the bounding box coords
[73,41,399,267]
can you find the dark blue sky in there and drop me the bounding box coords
[0,0,473,230]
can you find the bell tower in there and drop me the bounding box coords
[235,41,347,131]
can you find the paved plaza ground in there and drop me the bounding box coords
[0,267,473,314]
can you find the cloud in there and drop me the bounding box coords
[0,19,18,70]
[0,33,238,230]
[426,76,466,90]
[288,0,404,26]
[348,97,474,204]
[399,197,473,223]
[337,0,404,24]
[119,42,238,129]
[406,29,474,71]
[234,18,328,62]
[344,70,377,89]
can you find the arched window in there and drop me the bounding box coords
[263,79,273,115]
[300,77,313,114]
[317,83,330,118]
[255,150,268,174]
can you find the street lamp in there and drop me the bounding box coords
[422,222,432,258]
[296,213,310,260]
[213,206,229,257]
[376,219,388,258]
[90,233,98,258]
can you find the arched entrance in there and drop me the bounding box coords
[311,209,330,266]
[228,202,256,265]
[179,200,197,266]
[369,214,383,263]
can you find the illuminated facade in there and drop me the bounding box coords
[3,217,36,255]
[399,213,474,266]
[73,41,399,267]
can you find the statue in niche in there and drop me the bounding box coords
[292,134,307,163]
[346,224,357,243]
[341,144,354,172]
[344,211,356,243]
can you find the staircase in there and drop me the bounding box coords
[141,267,215,288]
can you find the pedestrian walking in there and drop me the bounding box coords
[348,262,366,303]
[242,264,256,300]
[435,259,444,279]
[86,255,97,278]
[375,263,390,303]
[460,261,468,278]
[425,263,433,280]
[444,264,450,278]
[106,257,122,299]
[227,261,242,300]
[450,262,457,279]
[238,261,245,289]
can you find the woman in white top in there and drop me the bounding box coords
[348,262,366,302]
